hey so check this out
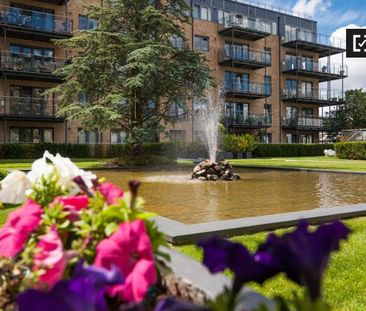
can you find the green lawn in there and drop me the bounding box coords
[175,217,366,311]
[229,157,366,172]
[0,158,110,170]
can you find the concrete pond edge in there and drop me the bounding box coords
[155,203,366,244]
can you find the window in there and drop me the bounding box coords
[111,130,127,144]
[286,133,298,144]
[285,79,298,97]
[169,98,185,118]
[9,127,53,143]
[78,129,99,144]
[193,5,211,21]
[169,130,185,142]
[225,102,249,124]
[261,133,272,144]
[225,71,249,92]
[193,98,207,112]
[194,35,209,52]
[301,134,313,144]
[301,81,313,97]
[264,76,272,95]
[10,45,55,67]
[170,35,185,49]
[78,15,98,30]
[286,106,298,118]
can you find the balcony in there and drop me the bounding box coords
[282,88,344,106]
[282,29,345,57]
[282,115,326,131]
[218,47,271,69]
[0,5,73,41]
[0,51,67,82]
[0,96,64,122]
[223,114,272,129]
[225,80,271,99]
[282,58,348,82]
[34,0,68,5]
[218,14,275,40]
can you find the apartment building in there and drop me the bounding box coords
[168,0,347,144]
[0,0,347,145]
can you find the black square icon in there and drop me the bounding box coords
[347,28,366,58]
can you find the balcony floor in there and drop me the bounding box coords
[226,91,270,100]
[282,96,344,106]
[219,26,271,41]
[34,0,68,4]
[282,40,345,57]
[0,70,63,82]
[0,24,72,42]
[282,125,326,131]
[0,114,65,122]
[282,68,347,82]
[219,58,269,69]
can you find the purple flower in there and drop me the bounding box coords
[17,261,124,311]
[197,236,277,292]
[155,298,209,311]
[256,220,350,300]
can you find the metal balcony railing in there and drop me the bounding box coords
[283,58,348,76]
[283,29,345,49]
[219,13,275,35]
[283,115,325,129]
[224,114,272,127]
[0,51,67,75]
[0,5,73,35]
[0,96,61,118]
[282,88,344,103]
[226,80,272,96]
[219,47,271,66]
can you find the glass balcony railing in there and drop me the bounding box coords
[219,47,271,66]
[283,115,325,129]
[219,14,275,35]
[283,58,348,76]
[223,114,272,127]
[283,29,345,49]
[0,51,67,75]
[282,88,344,103]
[0,5,73,35]
[226,80,272,97]
[0,96,61,118]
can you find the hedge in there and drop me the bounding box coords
[335,142,366,160]
[252,143,335,158]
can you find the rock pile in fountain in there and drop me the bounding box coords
[191,159,240,181]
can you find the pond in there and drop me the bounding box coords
[98,168,366,224]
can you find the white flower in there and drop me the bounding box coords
[0,151,97,204]
[0,171,32,204]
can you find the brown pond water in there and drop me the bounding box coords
[97,168,366,224]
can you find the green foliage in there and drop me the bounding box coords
[51,0,212,143]
[0,169,7,181]
[236,134,257,153]
[325,89,366,133]
[253,144,335,158]
[222,134,241,153]
[335,142,366,160]
[0,143,91,159]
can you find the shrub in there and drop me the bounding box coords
[335,142,366,160]
[253,143,335,158]
[177,142,208,159]
[0,169,7,181]
[222,134,240,153]
[237,134,257,153]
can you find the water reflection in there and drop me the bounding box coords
[97,168,366,224]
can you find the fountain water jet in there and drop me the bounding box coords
[191,92,240,181]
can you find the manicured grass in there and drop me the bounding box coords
[0,158,110,170]
[229,157,366,172]
[174,217,366,311]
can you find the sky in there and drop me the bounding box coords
[264,0,366,90]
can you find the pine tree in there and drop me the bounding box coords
[52,0,212,143]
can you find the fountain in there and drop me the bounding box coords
[191,92,240,181]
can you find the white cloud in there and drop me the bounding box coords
[292,0,330,18]
[328,24,366,91]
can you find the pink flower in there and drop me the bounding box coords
[53,195,89,221]
[98,182,124,205]
[94,220,157,302]
[34,226,67,289]
[0,199,42,259]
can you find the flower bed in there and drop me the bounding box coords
[0,152,351,311]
